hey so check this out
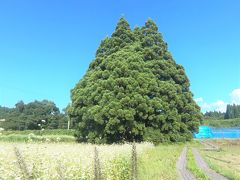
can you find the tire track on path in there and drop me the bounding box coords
[176,147,196,180]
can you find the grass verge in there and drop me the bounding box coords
[186,147,209,180]
[138,143,184,180]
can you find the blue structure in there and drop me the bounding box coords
[194,126,240,139]
[194,126,213,138]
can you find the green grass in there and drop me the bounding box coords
[0,129,76,142]
[186,147,209,180]
[104,156,131,180]
[0,134,75,143]
[1,129,75,136]
[203,118,240,127]
[138,143,184,180]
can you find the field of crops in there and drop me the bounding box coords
[1,132,240,180]
[0,142,153,179]
[200,139,240,179]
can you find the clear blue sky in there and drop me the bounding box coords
[0,0,240,112]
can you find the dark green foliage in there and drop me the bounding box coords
[0,100,68,130]
[204,111,225,119]
[225,104,240,119]
[204,104,240,120]
[69,17,201,143]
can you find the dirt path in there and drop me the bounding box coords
[176,147,196,180]
[192,148,228,180]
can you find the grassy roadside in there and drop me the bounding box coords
[186,147,209,180]
[138,143,184,180]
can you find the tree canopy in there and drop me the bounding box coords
[0,100,68,130]
[68,17,201,144]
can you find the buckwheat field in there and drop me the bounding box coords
[0,142,153,179]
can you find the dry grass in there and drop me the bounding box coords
[201,139,240,179]
[0,144,23,179]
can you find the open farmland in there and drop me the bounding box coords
[200,139,240,179]
[0,142,153,179]
[0,141,185,180]
[1,138,240,179]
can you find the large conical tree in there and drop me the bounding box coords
[68,17,201,144]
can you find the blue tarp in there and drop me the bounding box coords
[194,126,240,138]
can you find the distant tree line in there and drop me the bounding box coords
[204,111,225,119]
[225,104,240,119]
[0,100,68,130]
[204,104,240,120]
